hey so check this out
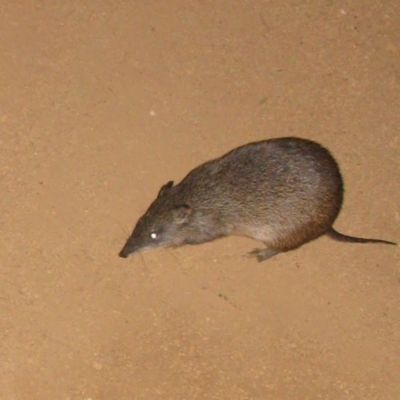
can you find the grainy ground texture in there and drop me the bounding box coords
[1,1,400,399]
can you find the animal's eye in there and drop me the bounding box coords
[150,232,157,239]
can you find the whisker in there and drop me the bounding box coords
[139,251,148,271]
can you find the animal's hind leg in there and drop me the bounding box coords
[247,247,279,262]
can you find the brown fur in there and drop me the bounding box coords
[119,137,396,262]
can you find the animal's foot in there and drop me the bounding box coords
[247,248,278,262]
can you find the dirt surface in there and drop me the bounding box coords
[1,1,399,399]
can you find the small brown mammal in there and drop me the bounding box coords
[119,137,396,261]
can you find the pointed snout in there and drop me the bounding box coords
[118,240,138,258]
[118,248,129,258]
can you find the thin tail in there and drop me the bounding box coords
[327,228,397,246]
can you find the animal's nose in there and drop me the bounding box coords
[118,249,129,258]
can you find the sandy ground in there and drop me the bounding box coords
[1,1,400,399]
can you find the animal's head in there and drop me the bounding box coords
[119,181,192,258]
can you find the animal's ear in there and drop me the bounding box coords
[172,204,191,224]
[157,181,174,198]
